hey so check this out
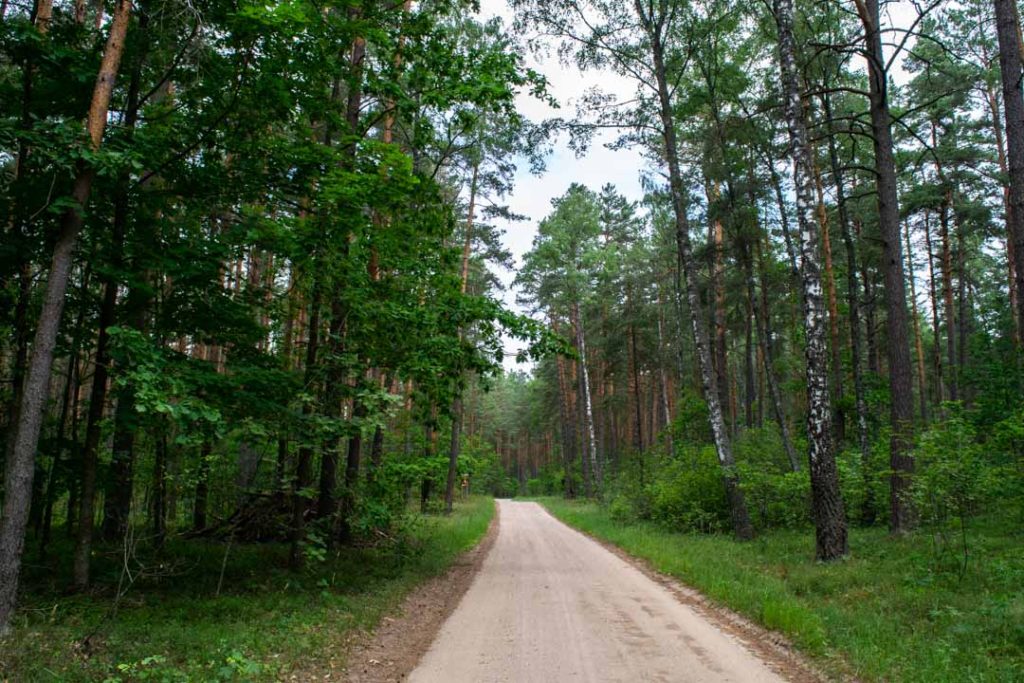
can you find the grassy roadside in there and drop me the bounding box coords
[1,496,494,682]
[537,497,1023,682]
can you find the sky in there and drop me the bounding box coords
[474,0,648,371]
[473,0,921,372]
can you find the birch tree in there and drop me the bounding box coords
[772,0,848,560]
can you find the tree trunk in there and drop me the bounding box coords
[856,0,915,533]
[923,212,945,403]
[756,236,800,472]
[744,281,755,431]
[629,318,643,454]
[823,94,873,522]
[193,441,211,531]
[316,304,348,524]
[956,209,972,406]
[775,0,848,559]
[572,301,599,495]
[813,158,846,443]
[290,285,322,569]
[445,396,463,512]
[904,221,929,421]
[994,0,1024,346]
[101,389,138,540]
[939,188,959,401]
[73,279,118,583]
[39,265,92,557]
[862,248,881,376]
[708,190,731,432]
[2,0,56,468]
[637,0,753,540]
[152,429,167,546]
[656,296,675,458]
[445,159,479,513]
[0,0,132,626]
[338,397,365,542]
[985,82,1021,344]
[554,330,577,498]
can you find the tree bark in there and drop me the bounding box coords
[572,301,599,495]
[813,158,846,443]
[756,235,800,472]
[855,0,915,533]
[2,0,56,467]
[923,212,945,403]
[0,0,132,632]
[338,397,365,542]
[100,26,152,535]
[554,325,577,498]
[656,292,675,458]
[985,83,1021,344]
[152,429,167,546]
[994,0,1024,346]
[904,221,929,421]
[445,159,479,514]
[290,284,322,569]
[39,265,92,557]
[822,94,873,522]
[636,0,753,540]
[775,0,848,559]
[193,441,211,531]
[939,186,959,401]
[707,187,731,433]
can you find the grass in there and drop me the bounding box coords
[1,496,494,682]
[538,497,1024,682]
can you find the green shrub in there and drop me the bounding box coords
[647,446,730,533]
[738,464,811,529]
[913,407,997,575]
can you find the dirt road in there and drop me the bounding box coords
[407,500,790,683]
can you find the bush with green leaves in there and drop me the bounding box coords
[990,405,1024,520]
[913,409,990,526]
[646,446,731,533]
[912,407,999,573]
[737,464,811,529]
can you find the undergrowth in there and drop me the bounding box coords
[1,496,494,682]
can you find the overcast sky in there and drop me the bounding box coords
[474,0,648,371]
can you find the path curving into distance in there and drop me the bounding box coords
[407,500,792,683]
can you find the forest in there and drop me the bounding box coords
[1,0,1024,680]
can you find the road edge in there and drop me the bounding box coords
[337,502,501,682]
[534,501,841,683]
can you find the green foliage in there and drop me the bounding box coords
[6,498,495,681]
[670,391,713,446]
[646,448,731,533]
[525,464,564,496]
[460,436,518,497]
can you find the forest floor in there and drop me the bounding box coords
[407,499,817,683]
[0,495,494,682]
[538,497,1024,683]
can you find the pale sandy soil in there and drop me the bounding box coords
[405,500,815,683]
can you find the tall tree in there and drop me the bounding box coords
[994,0,1024,342]
[854,0,916,532]
[0,0,134,633]
[773,0,847,560]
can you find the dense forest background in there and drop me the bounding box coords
[472,0,1024,561]
[2,0,1024,675]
